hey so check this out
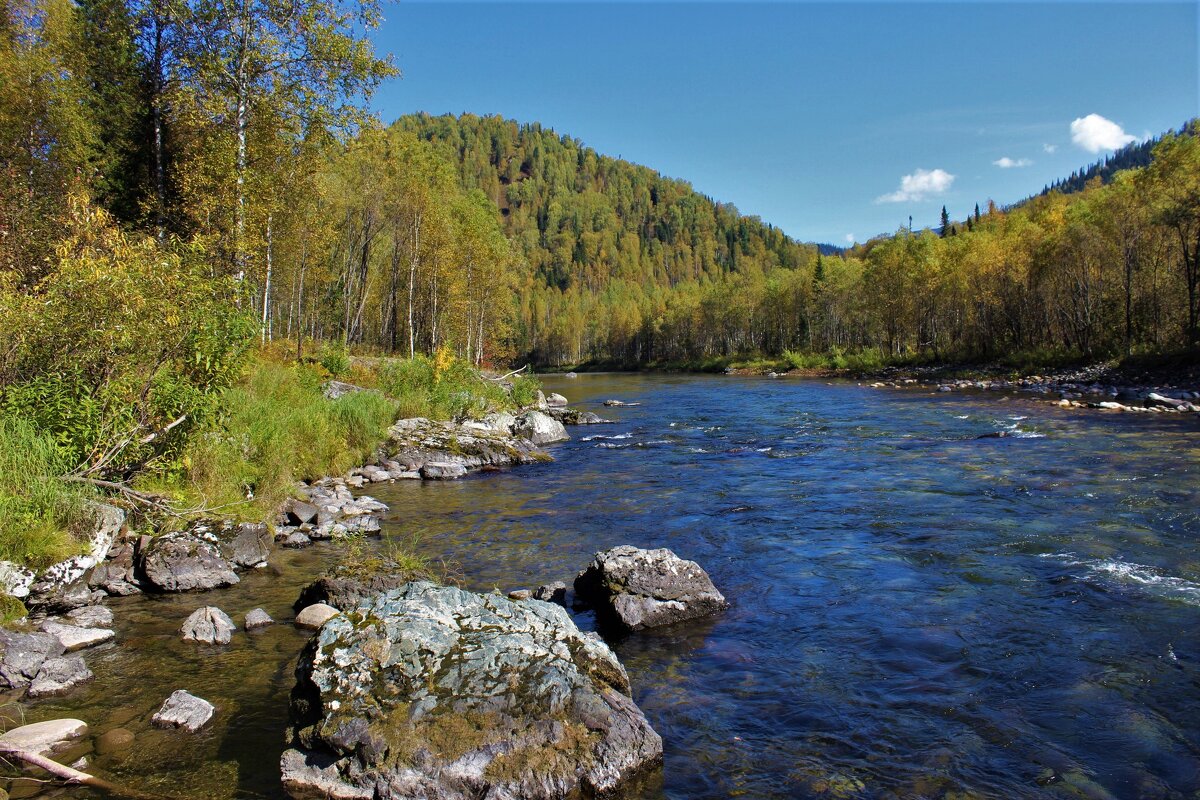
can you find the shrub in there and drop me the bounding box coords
[319,342,351,378]
[376,352,513,420]
[508,374,540,408]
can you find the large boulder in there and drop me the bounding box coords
[387,417,550,478]
[25,502,124,611]
[140,532,240,592]
[28,655,94,697]
[574,546,727,632]
[282,582,662,800]
[0,630,65,690]
[513,411,569,446]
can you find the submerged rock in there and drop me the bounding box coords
[152,690,215,732]
[64,605,114,628]
[181,606,237,644]
[574,546,728,632]
[245,608,274,630]
[140,532,240,592]
[0,719,88,754]
[281,582,662,800]
[28,655,94,697]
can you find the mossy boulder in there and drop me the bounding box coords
[282,582,661,799]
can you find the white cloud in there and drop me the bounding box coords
[1043,143,1058,154]
[844,234,855,244]
[994,157,1032,168]
[1070,114,1137,153]
[876,168,956,204]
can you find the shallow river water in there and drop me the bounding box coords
[12,374,1200,799]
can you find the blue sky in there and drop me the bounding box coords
[369,2,1198,246]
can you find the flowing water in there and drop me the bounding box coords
[10,374,1200,800]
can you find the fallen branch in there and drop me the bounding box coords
[482,365,529,382]
[0,743,174,800]
[138,414,188,445]
[61,476,176,514]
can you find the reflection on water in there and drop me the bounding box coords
[10,374,1200,799]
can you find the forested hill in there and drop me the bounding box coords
[1036,119,1196,198]
[393,113,820,364]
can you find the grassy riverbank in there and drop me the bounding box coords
[0,347,540,573]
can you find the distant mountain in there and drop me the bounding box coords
[1038,118,1196,197]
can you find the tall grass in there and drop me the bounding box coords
[0,417,93,569]
[376,353,517,420]
[155,361,399,516]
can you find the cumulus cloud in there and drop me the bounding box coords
[1043,143,1058,154]
[876,168,955,204]
[844,234,855,244]
[1070,114,1137,153]
[994,157,1032,168]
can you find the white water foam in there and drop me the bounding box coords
[582,432,633,442]
[1040,553,1200,605]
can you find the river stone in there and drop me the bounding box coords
[152,690,215,732]
[282,531,313,549]
[574,546,728,632]
[420,461,467,480]
[89,541,141,596]
[95,728,135,754]
[513,410,569,445]
[181,606,237,644]
[294,574,411,613]
[140,532,240,592]
[40,620,114,652]
[220,522,273,569]
[245,608,274,630]
[295,603,340,630]
[0,629,65,689]
[286,499,321,526]
[0,719,88,754]
[28,655,94,697]
[64,605,114,628]
[546,392,569,407]
[533,582,569,606]
[281,582,662,800]
[26,502,125,612]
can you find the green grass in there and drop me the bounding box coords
[376,354,525,420]
[0,416,94,570]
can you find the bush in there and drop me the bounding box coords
[508,374,541,408]
[319,342,351,378]
[376,352,513,420]
[0,417,94,569]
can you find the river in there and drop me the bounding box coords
[15,374,1200,799]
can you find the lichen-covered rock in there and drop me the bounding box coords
[181,606,237,644]
[574,546,727,632]
[513,410,569,445]
[0,629,65,689]
[25,502,124,611]
[152,690,215,732]
[220,522,273,569]
[282,582,662,800]
[387,417,549,479]
[140,532,240,592]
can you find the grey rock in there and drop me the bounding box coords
[282,531,313,549]
[286,499,320,526]
[388,417,549,479]
[507,588,533,600]
[0,719,88,754]
[245,608,274,630]
[533,581,568,606]
[64,605,114,628]
[546,392,569,407]
[574,546,727,632]
[513,410,569,445]
[181,606,237,644]
[40,620,114,652]
[0,629,65,689]
[281,582,661,800]
[294,603,339,630]
[295,574,412,613]
[23,579,104,613]
[547,407,613,426]
[29,655,93,697]
[323,380,367,400]
[26,503,124,611]
[89,541,141,596]
[420,461,468,480]
[220,522,273,569]
[140,532,240,592]
[152,690,215,732]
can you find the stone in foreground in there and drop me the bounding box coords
[245,608,275,630]
[40,620,114,652]
[574,546,727,632]
[282,582,662,800]
[0,719,88,754]
[0,630,65,690]
[181,606,237,644]
[294,603,339,630]
[140,532,240,592]
[152,690,215,732]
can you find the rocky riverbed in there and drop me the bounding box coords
[0,394,719,800]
